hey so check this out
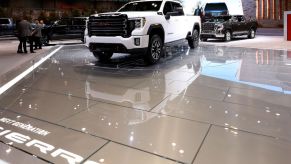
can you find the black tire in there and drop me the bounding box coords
[188,29,199,49]
[201,38,208,42]
[248,28,256,39]
[144,35,163,65]
[93,51,113,62]
[224,30,232,42]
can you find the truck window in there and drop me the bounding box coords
[204,3,228,17]
[73,19,86,26]
[57,19,70,26]
[171,2,184,16]
[238,16,245,22]
[163,2,173,15]
[118,1,162,12]
[0,19,10,24]
[232,16,238,22]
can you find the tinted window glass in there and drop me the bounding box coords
[232,16,238,22]
[163,2,173,15]
[118,1,162,12]
[57,19,71,26]
[172,2,184,16]
[204,3,228,11]
[0,19,10,24]
[238,16,245,22]
[73,19,86,25]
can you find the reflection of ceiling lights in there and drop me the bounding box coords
[6,148,11,154]
[179,149,184,154]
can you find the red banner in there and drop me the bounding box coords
[288,14,291,41]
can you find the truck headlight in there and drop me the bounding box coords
[130,17,146,29]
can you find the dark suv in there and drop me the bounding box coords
[200,15,258,42]
[42,17,87,44]
[0,18,15,36]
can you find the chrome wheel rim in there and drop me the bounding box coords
[226,32,231,41]
[251,30,255,38]
[151,40,161,60]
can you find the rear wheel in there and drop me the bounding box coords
[93,51,113,62]
[144,35,163,65]
[224,30,232,42]
[188,29,199,49]
[248,28,256,39]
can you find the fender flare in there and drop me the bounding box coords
[147,24,165,42]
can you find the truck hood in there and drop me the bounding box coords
[97,12,158,18]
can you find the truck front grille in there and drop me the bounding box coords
[202,23,215,31]
[88,14,134,37]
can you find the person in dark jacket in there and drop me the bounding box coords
[17,16,35,53]
[33,20,42,50]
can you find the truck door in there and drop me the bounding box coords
[231,16,240,35]
[171,2,187,40]
[163,1,177,42]
[71,18,86,38]
[238,16,248,34]
[236,15,246,34]
[52,19,70,39]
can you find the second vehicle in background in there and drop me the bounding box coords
[41,17,87,45]
[200,15,258,42]
[0,18,15,36]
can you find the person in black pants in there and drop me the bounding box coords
[33,20,42,50]
[17,16,35,53]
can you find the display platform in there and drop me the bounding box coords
[0,42,291,164]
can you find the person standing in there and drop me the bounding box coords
[17,17,27,53]
[33,20,42,50]
[17,16,35,54]
[40,20,45,27]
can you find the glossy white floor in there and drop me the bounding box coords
[0,42,290,164]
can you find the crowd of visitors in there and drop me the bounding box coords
[16,16,45,54]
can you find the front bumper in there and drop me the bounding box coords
[85,35,149,53]
[200,30,225,38]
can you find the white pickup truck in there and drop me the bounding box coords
[85,0,201,64]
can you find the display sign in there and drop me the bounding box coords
[0,112,107,164]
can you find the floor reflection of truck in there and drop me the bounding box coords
[84,52,202,125]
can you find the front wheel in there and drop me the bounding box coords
[248,28,256,39]
[224,30,232,42]
[188,29,199,49]
[93,51,113,62]
[144,35,163,65]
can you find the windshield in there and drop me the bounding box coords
[205,3,228,11]
[204,3,228,17]
[118,1,162,12]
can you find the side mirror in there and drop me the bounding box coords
[165,13,171,20]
